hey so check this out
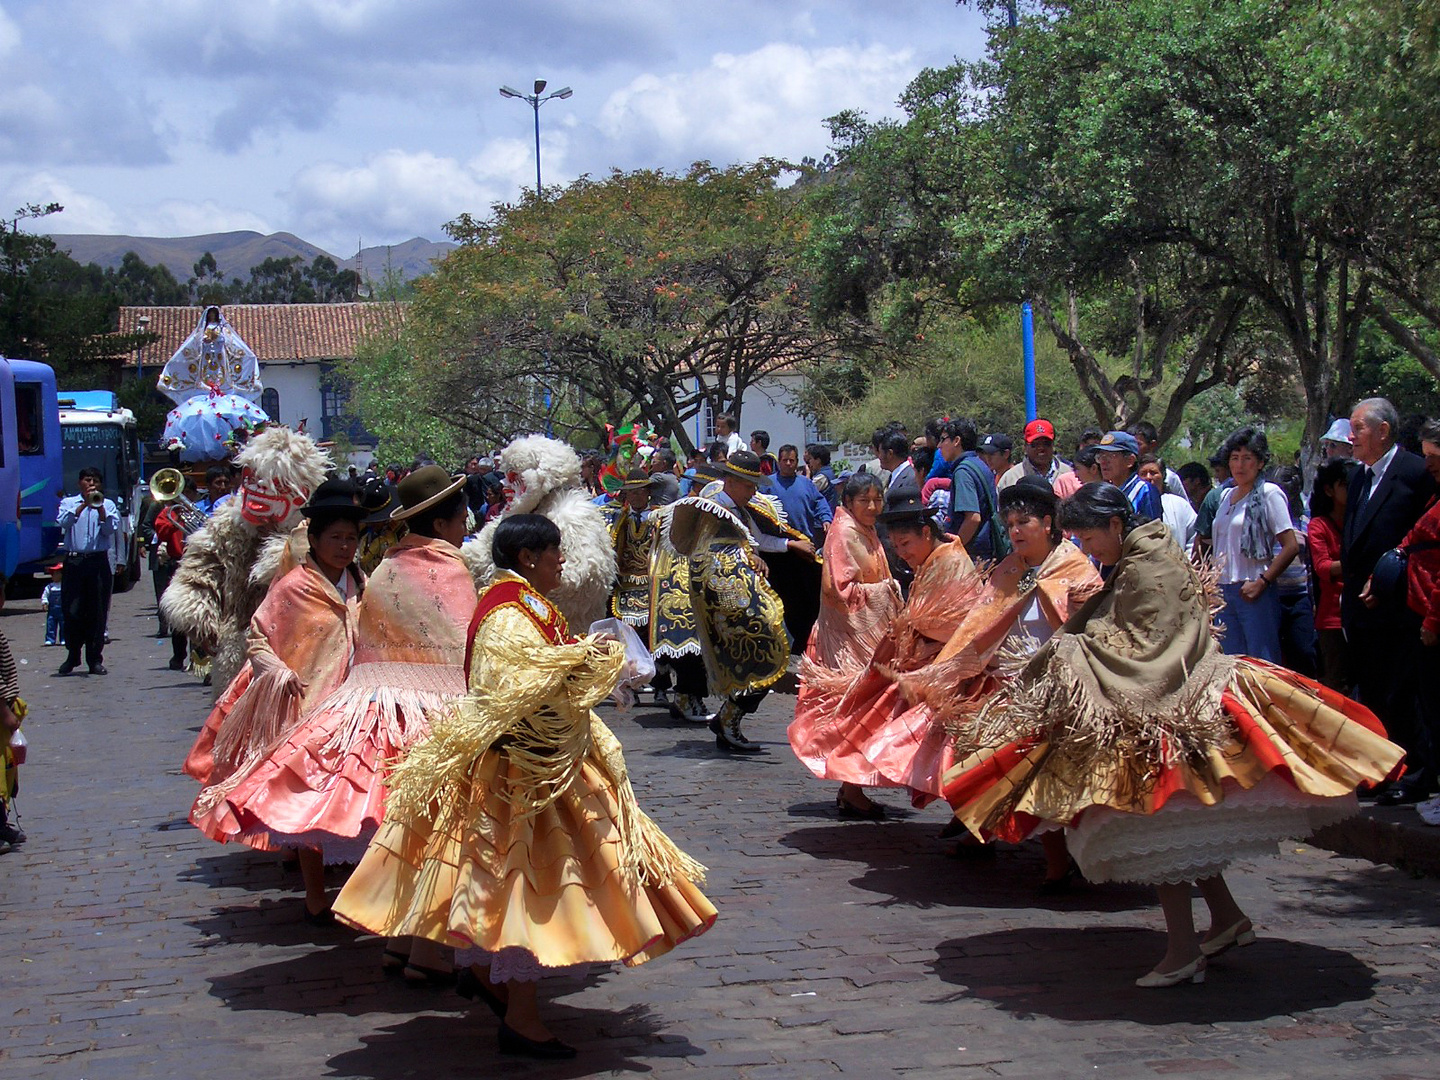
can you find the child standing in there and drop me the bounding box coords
[41,563,64,646]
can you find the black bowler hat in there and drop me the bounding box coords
[877,484,934,524]
[301,479,366,520]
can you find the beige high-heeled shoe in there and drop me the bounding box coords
[1200,918,1256,958]
[1135,956,1206,988]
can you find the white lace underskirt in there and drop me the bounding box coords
[258,830,374,866]
[1066,773,1359,885]
[454,945,593,984]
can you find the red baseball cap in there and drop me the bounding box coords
[1024,419,1056,443]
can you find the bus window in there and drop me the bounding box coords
[15,383,41,454]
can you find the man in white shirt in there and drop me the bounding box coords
[1139,456,1198,551]
[56,467,117,675]
[1131,421,1187,498]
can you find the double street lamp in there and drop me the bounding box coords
[498,79,573,195]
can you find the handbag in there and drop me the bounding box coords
[1370,539,1440,608]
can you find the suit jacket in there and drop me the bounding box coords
[886,460,917,492]
[1341,447,1436,629]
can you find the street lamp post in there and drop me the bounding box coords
[498,79,573,195]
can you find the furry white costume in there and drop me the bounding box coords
[161,427,331,699]
[463,435,616,630]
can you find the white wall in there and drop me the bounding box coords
[258,361,324,434]
[689,373,817,452]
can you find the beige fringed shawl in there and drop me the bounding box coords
[386,572,706,887]
[958,520,1235,802]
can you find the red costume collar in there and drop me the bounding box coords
[464,574,571,672]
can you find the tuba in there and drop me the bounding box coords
[150,468,208,534]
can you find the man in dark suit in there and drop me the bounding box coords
[1342,397,1437,802]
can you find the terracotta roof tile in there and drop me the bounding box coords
[117,303,408,368]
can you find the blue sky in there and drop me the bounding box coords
[0,0,988,255]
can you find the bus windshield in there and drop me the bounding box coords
[62,423,127,497]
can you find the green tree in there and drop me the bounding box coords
[815,0,1440,469]
[0,204,154,388]
[354,161,862,454]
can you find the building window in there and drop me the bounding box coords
[807,412,833,446]
[700,400,716,444]
[260,388,280,423]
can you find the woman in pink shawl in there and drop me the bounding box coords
[789,473,903,817]
[211,468,475,957]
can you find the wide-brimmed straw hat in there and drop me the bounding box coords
[712,450,767,484]
[301,479,366,520]
[391,464,466,521]
[877,484,934,524]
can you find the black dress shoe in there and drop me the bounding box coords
[456,968,507,1018]
[1377,785,1431,806]
[836,795,886,820]
[301,904,336,927]
[498,1022,576,1060]
[89,664,108,676]
[56,660,77,676]
[168,657,187,671]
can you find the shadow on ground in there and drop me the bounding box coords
[780,821,1152,912]
[932,925,1375,1024]
[323,1003,697,1079]
[206,942,473,1017]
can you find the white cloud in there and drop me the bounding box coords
[1,173,123,234]
[0,5,20,55]
[130,199,274,239]
[595,43,920,167]
[284,148,525,251]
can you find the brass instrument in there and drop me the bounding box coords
[85,489,106,508]
[150,468,208,534]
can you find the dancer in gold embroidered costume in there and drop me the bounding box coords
[666,452,811,752]
[334,515,715,1060]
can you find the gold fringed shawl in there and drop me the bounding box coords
[387,580,706,888]
[955,520,1235,823]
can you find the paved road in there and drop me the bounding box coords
[2,584,1439,1079]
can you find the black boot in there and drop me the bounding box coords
[710,701,764,753]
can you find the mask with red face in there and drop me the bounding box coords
[238,467,306,526]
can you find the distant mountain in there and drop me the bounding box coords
[44,230,455,286]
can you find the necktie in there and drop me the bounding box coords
[1352,467,1374,519]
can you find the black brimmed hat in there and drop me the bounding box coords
[301,479,366,520]
[619,468,655,491]
[391,464,466,521]
[713,450,767,484]
[877,484,934,524]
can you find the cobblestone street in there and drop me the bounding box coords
[2,585,1439,1079]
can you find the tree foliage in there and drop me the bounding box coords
[811,0,1440,465]
[352,162,862,455]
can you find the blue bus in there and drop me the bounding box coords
[10,359,62,577]
[0,360,18,578]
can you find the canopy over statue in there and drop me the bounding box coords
[158,306,262,405]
